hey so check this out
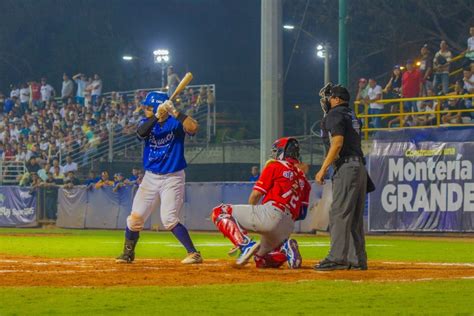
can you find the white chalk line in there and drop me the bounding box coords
[383,261,474,267]
[0,269,118,274]
[100,241,392,247]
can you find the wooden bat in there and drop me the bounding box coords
[170,72,193,101]
[134,72,193,113]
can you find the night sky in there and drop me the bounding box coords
[1,0,346,135]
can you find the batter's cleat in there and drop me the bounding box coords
[115,238,138,264]
[236,240,260,266]
[281,239,302,269]
[181,252,203,264]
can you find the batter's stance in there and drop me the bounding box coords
[116,91,202,264]
[211,138,311,268]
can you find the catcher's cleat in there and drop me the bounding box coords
[115,238,138,264]
[236,240,260,266]
[227,246,239,256]
[281,239,302,269]
[181,252,203,264]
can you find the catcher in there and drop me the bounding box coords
[211,137,311,268]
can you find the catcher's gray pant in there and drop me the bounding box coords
[327,160,368,265]
[232,202,295,256]
[127,170,185,231]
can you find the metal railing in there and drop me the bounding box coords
[0,84,217,172]
[355,94,474,139]
[0,160,26,184]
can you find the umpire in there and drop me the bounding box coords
[314,83,369,271]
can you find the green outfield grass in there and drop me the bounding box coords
[1,228,473,262]
[0,228,473,315]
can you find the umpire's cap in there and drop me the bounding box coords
[331,85,350,103]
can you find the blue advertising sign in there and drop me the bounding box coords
[369,127,474,232]
[0,187,37,227]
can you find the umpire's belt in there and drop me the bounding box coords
[334,156,365,170]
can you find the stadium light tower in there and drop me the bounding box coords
[154,49,170,89]
[316,43,330,85]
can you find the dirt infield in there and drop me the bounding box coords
[0,256,473,287]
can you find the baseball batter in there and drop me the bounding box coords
[211,137,311,268]
[116,91,202,264]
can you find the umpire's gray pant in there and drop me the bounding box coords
[327,160,368,265]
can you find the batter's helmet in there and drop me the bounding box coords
[271,137,300,161]
[142,91,169,113]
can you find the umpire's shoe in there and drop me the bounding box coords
[281,239,302,269]
[314,258,349,271]
[236,240,260,266]
[116,238,138,263]
[348,262,368,270]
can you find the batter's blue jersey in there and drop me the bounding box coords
[139,117,187,174]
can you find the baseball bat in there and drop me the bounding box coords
[169,72,193,101]
[134,72,193,113]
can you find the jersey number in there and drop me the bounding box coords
[282,189,300,208]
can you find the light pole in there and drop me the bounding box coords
[153,49,170,89]
[316,44,330,85]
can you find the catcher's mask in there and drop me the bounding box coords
[271,137,300,161]
[318,83,350,114]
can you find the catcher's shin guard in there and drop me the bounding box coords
[211,204,250,247]
[254,251,288,268]
[116,237,139,263]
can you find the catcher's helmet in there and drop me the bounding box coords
[142,91,169,113]
[271,137,300,161]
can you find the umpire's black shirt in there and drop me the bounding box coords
[321,103,364,158]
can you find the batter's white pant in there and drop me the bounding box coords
[127,170,185,231]
[232,203,295,256]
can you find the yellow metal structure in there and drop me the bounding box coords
[354,94,474,140]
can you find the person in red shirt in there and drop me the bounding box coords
[211,137,311,268]
[28,81,42,110]
[402,59,423,116]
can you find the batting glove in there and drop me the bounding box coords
[163,100,178,117]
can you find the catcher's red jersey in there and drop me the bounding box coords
[253,160,310,220]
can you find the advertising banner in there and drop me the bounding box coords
[0,187,37,227]
[369,127,474,232]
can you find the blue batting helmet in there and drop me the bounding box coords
[142,91,169,113]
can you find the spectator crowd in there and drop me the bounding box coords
[356,27,474,129]
[0,65,215,186]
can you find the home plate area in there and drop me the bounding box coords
[0,256,473,287]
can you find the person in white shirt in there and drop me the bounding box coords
[91,74,102,106]
[433,41,452,95]
[62,155,78,174]
[365,78,384,129]
[61,73,74,104]
[466,27,474,62]
[49,158,64,174]
[40,78,55,106]
[463,69,474,93]
[19,83,30,113]
[10,85,20,99]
